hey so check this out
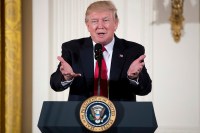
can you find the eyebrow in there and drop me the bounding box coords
[90,16,110,20]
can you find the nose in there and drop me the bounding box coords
[97,20,104,29]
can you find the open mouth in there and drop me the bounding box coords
[97,32,106,37]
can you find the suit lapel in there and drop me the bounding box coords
[80,38,94,80]
[110,37,126,81]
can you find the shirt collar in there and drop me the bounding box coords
[104,38,114,54]
[92,37,115,54]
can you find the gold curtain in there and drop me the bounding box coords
[0,0,22,133]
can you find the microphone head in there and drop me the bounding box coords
[95,43,102,51]
[94,43,102,60]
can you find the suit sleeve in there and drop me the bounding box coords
[127,45,152,96]
[50,43,72,91]
[131,65,152,95]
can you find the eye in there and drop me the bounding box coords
[103,19,109,22]
[103,18,110,23]
[91,19,98,24]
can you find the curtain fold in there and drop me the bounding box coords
[1,0,22,132]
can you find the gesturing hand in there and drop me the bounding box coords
[127,55,146,79]
[57,56,81,81]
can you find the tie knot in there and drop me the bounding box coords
[102,46,106,52]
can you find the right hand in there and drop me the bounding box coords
[57,56,81,81]
[127,55,146,79]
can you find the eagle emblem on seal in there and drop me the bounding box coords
[79,96,116,132]
[90,105,107,124]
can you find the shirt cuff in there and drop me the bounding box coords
[127,76,139,85]
[61,78,74,87]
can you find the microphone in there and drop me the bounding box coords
[94,43,102,60]
[94,43,103,96]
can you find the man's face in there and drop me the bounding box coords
[86,11,118,45]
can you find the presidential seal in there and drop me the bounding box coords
[80,96,116,132]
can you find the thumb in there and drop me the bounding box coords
[57,56,65,64]
[137,55,146,62]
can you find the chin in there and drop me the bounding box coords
[97,39,107,43]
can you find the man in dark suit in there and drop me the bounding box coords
[50,1,152,101]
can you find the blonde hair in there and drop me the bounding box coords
[85,1,119,22]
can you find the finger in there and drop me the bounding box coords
[138,55,146,62]
[63,72,81,77]
[63,73,81,81]
[140,62,145,66]
[57,56,66,64]
[71,73,82,77]
[133,72,139,76]
[138,67,143,73]
[128,72,139,79]
[128,71,138,76]
[60,65,64,71]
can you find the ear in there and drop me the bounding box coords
[85,22,90,32]
[114,20,119,31]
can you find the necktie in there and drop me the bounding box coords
[94,46,108,97]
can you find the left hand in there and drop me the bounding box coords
[57,56,81,81]
[127,55,146,79]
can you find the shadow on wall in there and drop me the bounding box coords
[153,0,199,24]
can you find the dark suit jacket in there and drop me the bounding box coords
[50,36,152,101]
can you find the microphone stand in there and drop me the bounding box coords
[97,50,102,96]
[94,43,103,96]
